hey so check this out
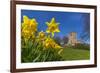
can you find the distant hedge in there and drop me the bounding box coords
[68,43,90,50]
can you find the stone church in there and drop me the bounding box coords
[67,32,81,46]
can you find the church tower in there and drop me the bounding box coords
[67,32,78,46]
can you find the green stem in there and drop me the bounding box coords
[33,53,41,62]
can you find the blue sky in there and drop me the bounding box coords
[21,10,90,42]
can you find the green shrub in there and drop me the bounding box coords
[73,43,90,50]
[67,43,90,50]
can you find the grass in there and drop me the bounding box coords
[61,47,90,60]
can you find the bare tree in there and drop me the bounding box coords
[81,14,90,42]
[62,36,68,45]
[54,36,62,45]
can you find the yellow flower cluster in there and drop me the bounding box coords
[43,37,61,49]
[21,15,38,41]
[21,15,63,54]
[43,37,63,54]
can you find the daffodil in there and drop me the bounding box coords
[22,29,32,39]
[38,31,46,41]
[43,37,54,49]
[43,37,62,50]
[46,18,60,37]
[22,15,38,32]
[54,43,63,49]
[21,15,38,41]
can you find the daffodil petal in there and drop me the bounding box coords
[46,29,50,33]
[23,15,29,24]
[55,29,60,32]
[57,23,60,25]
[31,19,38,24]
[46,22,50,26]
[51,18,56,24]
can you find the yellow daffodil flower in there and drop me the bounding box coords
[22,29,33,41]
[43,37,62,50]
[43,37,55,49]
[46,18,60,37]
[38,31,46,41]
[22,15,38,32]
[54,44,63,49]
[21,15,38,41]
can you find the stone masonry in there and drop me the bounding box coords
[67,32,80,46]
